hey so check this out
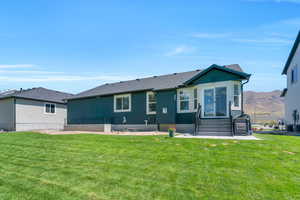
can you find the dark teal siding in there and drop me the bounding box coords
[68,69,242,125]
[191,69,242,85]
[68,97,104,124]
[156,90,176,124]
[67,90,203,125]
[68,91,156,124]
[176,113,195,124]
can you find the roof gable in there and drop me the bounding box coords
[184,64,251,85]
[282,31,300,75]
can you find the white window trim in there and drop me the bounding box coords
[193,88,198,112]
[232,84,241,110]
[114,93,131,112]
[44,103,56,114]
[201,85,230,118]
[146,91,156,115]
[177,87,198,113]
[177,81,242,114]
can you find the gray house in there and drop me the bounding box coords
[0,87,73,131]
[66,64,252,136]
[281,31,300,129]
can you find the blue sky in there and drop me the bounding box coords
[0,0,299,93]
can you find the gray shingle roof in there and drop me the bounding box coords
[69,70,201,100]
[0,87,73,103]
[224,64,244,72]
[282,31,300,75]
[68,64,248,100]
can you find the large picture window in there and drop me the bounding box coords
[114,94,131,112]
[45,103,56,114]
[147,92,156,114]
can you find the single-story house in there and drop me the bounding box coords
[281,31,300,129]
[66,64,251,135]
[0,87,73,131]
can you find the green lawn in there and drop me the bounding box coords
[0,133,299,200]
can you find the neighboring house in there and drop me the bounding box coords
[0,87,73,131]
[66,64,251,135]
[281,31,300,128]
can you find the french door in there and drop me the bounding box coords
[203,87,227,118]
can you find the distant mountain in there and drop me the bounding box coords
[244,90,284,123]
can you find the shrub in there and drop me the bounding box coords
[168,128,176,137]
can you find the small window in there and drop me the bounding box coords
[291,65,298,84]
[179,90,190,111]
[114,94,131,112]
[193,88,198,110]
[147,92,156,114]
[296,66,299,82]
[45,103,56,114]
[234,84,240,107]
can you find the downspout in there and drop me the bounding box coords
[241,78,250,115]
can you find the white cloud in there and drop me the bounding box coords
[232,37,292,45]
[0,75,137,82]
[0,63,139,84]
[165,46,195,56]
[280,18,300,26]
[0,64,35,69]
[191,33,231,39]
[0,70,64,74]
[191,31,293,45]
[247,0,300,3]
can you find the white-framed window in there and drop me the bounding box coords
[45,103,56,114]
[146,91,156,114]
[177,87,199,113]
[193,88,198,110]
[233,84,240,108]
[114,94,131,112]
[179,89,190,112]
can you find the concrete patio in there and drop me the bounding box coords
[176,135,261,140]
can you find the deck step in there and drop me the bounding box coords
[195,118,233,136]
[198,123,232,126]
[199,120,231,125]
[197,127,232,132]
[200,119,230,121]
[197,124,232,128]
[196,131,232,136]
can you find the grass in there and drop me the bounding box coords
[0,132,299,200]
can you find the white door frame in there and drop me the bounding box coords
[201,85,229,118]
